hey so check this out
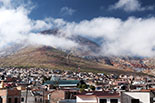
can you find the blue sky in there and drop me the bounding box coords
[30,0,155,22]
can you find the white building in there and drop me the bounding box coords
[121,90,155,103]
[76,91,120,103]
[21,90,43,103]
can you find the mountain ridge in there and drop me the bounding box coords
[0,29,154,76]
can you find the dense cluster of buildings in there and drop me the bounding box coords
[0,67,154,103]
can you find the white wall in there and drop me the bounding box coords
[76,96,121,103]
[121,92,150,103]
[21,96,35,103]
[76,96,97,103]
[97,97,121,103]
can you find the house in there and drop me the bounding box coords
[76,91,120,103]
[21,90,43,103]
[44,75,80,89]
[49,89,78,103]
[121,89,155,103]
[0,88,21,103]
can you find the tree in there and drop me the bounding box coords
[80,88,85,92]
[89,85,95,91]
[42,76,50,84]
[77,80,88,91]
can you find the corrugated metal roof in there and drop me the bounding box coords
[44,80,80,86]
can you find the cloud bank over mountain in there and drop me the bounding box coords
[1,0,155,57]
[56,17,155,57]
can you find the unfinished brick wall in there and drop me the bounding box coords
[8,89,21,96]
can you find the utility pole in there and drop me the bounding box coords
[25,68,29,103]
[43,88,45,103]
[25,86,28,103]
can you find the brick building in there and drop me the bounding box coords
[0,88,21,103]
[50,89,78,103]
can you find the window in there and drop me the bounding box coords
[15,98,18,103]
[131,99,140,103]
[100,99,107,103]
[110,99,118,103]
[40,98,42,102]
[153,97,155,102]
[21,98,24,102]
[150,97,153,103]
[0,97,2,103]
[8,98,11,103]
[35,98,37,102]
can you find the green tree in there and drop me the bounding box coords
[77,80,88,91]
[42,76,50,84]
[89,85,95,91]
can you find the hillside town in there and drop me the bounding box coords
[0,67,154,103]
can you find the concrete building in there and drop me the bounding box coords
[76,91,120,103]
[21,90,43,103]
[121,90,155,103]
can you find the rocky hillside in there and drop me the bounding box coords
[0,45,144,75]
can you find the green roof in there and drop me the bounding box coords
[44,80,80,87]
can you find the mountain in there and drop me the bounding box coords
[97,56,155,75]
[38,29,155,75]
[0,43,27,57]
[0,29,154,76]
[0,45,139,75]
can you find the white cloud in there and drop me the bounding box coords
[28,33,78,50]
[32,20,52,31]
[60,7,75,16]
[109,0,154,12]
[0,0,77,50]
[0,0,11,7]
[58,17,155,57]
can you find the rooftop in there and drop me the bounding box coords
[76,91,120,98]
[44,80,80,87]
